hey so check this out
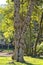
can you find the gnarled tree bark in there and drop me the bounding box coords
[13,0,36,62]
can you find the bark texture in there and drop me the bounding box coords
[13,0,36,62]
[13,0,24,62]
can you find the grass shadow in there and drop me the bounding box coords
[31,55,43,60]
[7,62,16,65]
[8,61,34,65]
[21,61,34,65]
[37,57,43,59]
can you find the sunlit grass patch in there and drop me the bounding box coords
[24,56,43,65]
[0,56,43,65]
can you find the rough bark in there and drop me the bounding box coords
[29,23,32,55]
[13,0,24,62]
[13,0,36,62]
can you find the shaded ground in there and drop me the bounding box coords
[0,51,13,56]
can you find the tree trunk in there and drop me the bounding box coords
[29,23,32,56]
[13,0,36,62]
[21,0,36,56]
[21,0,36,36]
[34,12,43,56]
[13,0,24,62]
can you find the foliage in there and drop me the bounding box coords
[0,0,14,43]
[37,42,43,53]
[0,0,43,57]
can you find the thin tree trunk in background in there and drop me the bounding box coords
[34,12,43,56]
[29,23,32,55]
[21,0,36,56]
[21,0,36,36]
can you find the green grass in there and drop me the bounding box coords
[0,56,43,65]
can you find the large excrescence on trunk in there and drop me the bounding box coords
[13,0,36,62]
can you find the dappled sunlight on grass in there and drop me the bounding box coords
[0,56,43,65]
[0,57,12,65]
[24,56,43,65]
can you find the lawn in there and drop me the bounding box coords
[0,56,43,65]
